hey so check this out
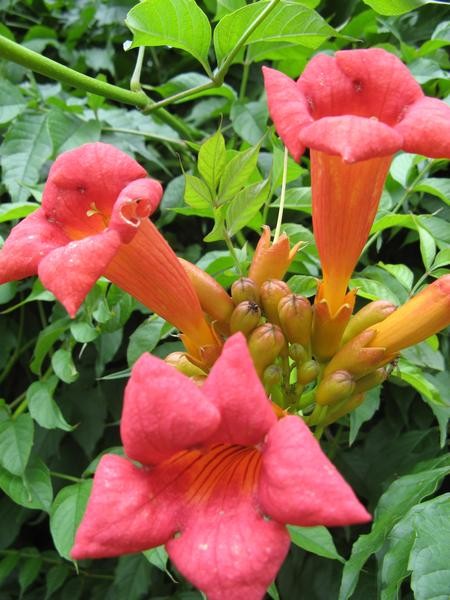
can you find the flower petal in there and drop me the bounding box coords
[108,178,163,244]
[396,96,450,158]
[202,333,277,446]
[335,48,423,124]
[0,209,69,284]
[167,468,290,600]
[297,52,357,118]
[42,142,149,237]
[262,66,312,161]
[258,416,371,527]
[71,455,177,559]
[299,115,402,162]
[38,229,121,317]
[121,353,221,465]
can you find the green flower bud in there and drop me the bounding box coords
[315,370,355,406]
[231,277,260,305]
[278,294,313,347]
[229,300,262,336]
[297,359,320,385]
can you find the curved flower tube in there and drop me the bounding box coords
[72,333,370,600]
[263,48,450,317]
[0,143,218,356]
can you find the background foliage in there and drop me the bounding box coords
[0,0,450,598]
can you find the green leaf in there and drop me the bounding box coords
[349,387,381,445]
[0,458,53,511]
[216,0,246,19]
[70,321,99,344]
[127,316,168,366]
[50,480,93,560]
[30,319,70,376]
[214,2,336,66]
[198,130,227,193]
[19,554,43,597]
[0,414,34,476]
[143,546,172,578]
[226,180,270,236]
[362,0,442,15]
[0,202,39,223]
[154,72,236,103]
[396,359,446,407]
[218,144,261,204]
[230,99,268,145]
[288,525,344,562]
[126,0,212,73]
[417,225,436,271]
[0,77,26,124]
[339,456,450,600]
[51,348,79,384]
[113,555,152,599]
[45,564,70,599]
[1,112,52,202]
[27,378,73,432]
[47,110,101,155]
[287,275,318,297]
[184,174,214,209]
[381,494,450,600]
[0,552,19,585]
[349,277,400,305]
[432,248,450,270]
[377,262,413,291]
[414,177,450,205]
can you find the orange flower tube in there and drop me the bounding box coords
[368,276,450,354]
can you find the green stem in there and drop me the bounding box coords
[0,306,24,385]
[143,81,216,113]
[50,471,84,483]
[239,53,251,100]
[362,160,433,256]
[223,227,243,276]
[130,46,145,92]
[0,35,195,139]
[102,126,188,148]
[213,0,282,84]
[273,146,289,243]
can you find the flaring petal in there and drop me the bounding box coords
[396,96,450,158]
[335,48,423,124]
[258,416,371,527]
[202,333,277,446]
[71,455,177,559]
[262,66,312,161]
[121,353,221,465]
[167,472,290,600]
[38,229,121,317]
[0,209,69,283]
[299,115,402,162]
[109,178,163,244]
[42,142,148,237]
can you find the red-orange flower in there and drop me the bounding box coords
[264,48,450,316]
[0,143,217,353]
[72,334,370,600]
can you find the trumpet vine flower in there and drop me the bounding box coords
[0,143,218,356]
[263,48,450,317]
[72,333,370,600]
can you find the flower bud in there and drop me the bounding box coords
[229,301,262,336]
[297,359,320,385]
[179,257,235,324]
[342,300,396,344]
[260,279,290,325]
[289,343,308,365]
[248,225,301,288]
[315,370,355,406]
[231,277,260,305]
[353,368,387,394]
[322,328,387,380]
[165,352,207,378]
[278,294,313,347]
[248,323,286,376]
[263,364,283,389]
[322,393,365,426]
